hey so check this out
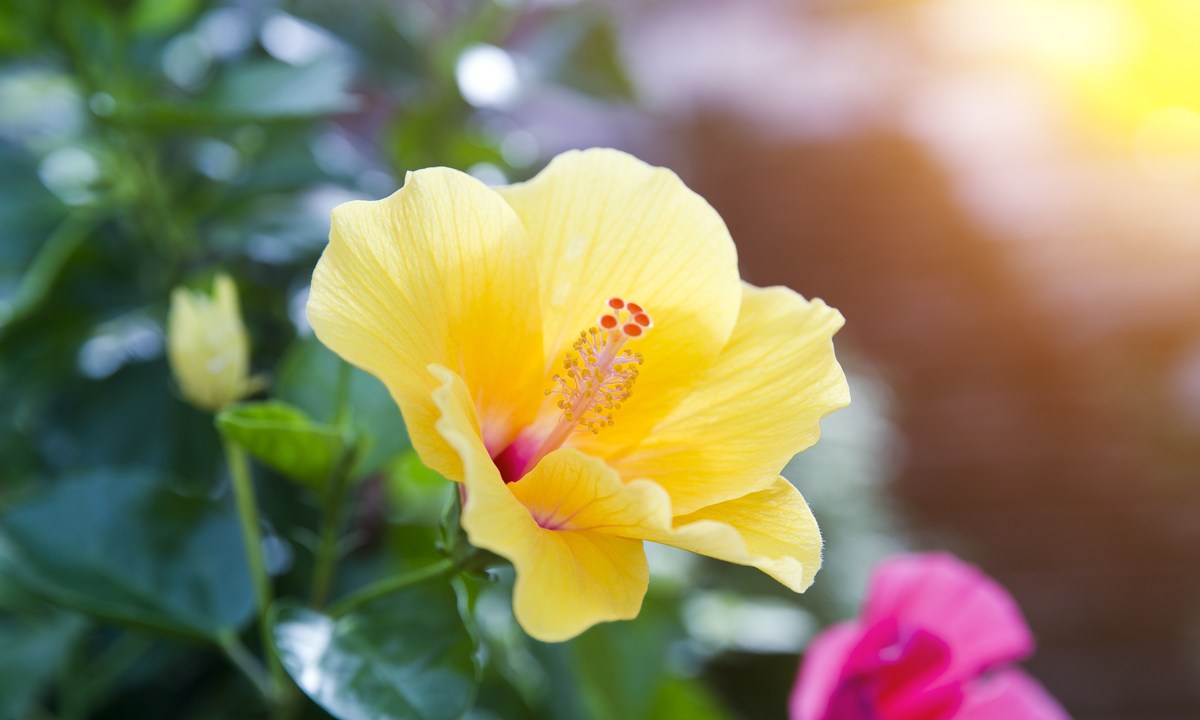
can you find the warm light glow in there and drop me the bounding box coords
[926,0,1200,172]
[1134,106,1200,182]
[1038,1,1200,130]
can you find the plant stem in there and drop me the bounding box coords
[79,631,153,702]
[310,360,356,608]
[0,212,96,346]
[222,438,287,697]
[56,632,88,720]
[329,558,456,617]
[332,357,352,428]
[217,629,274,701]
[310,449,355,608]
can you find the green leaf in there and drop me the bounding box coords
[0,610,87,718]
[525,11,634,101]
[0,2,46,54]
[651,676,734,720]
[275,336,410,475]
[271,580,480,720]
[47,363,222,487]
[204,59,359,121]
[532,588,683,720]
[128,0,201,35]
[0,142,66,275]
[0,470,256,639]
[383,450,453,526]
[217,401,345,489]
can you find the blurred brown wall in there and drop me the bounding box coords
[682,116,1200,719]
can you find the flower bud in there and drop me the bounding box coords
[167,273,264,412]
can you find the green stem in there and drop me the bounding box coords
[80,632,153,702]
[222,438,287,696]
[310,360,357,608]
[329,559,456,618]
[217,630,274,701]
[332,357,353,428]
[54,2,191,268]
[56,633,88,720]
[0,212,96,343]
[310,449,356,608]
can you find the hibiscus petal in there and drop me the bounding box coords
[431,365,650,642]
[496,148,742,453]
[506,448,823,595]
[308,169,544,481]
[870,626,961,720]
[864,553,1035,684]
[790,622,863,720]
[609,284,849,514]
[955,670,1072,720]
[511,530,648,643]
[651,476,824,592]
[507,449,672,534]
[792,620,963,720]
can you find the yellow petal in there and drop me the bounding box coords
[658,477,823,592]
[610,284,850,514]
[496,149,742,452]
[431,365,650,642]
[512,451,823,595]
[308,169,544,481]
[508,449,670,534]
[429,364,531,549]
[506,530,647,643]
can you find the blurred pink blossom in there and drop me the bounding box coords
[790,553,1070,720]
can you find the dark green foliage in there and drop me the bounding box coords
[271,581,480,720]
[0,469,256,638]
[0,608,87,719]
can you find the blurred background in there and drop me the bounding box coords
[2,0,1199,718]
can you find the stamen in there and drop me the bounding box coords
[546,315,645,433]
[519,298,652,472]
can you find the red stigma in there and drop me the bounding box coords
[622,323,643,337]
[633,313,651,327]
[626,302,643,314]
[599,314,619,329]
[608,297,625,310]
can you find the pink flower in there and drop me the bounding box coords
[790,553,1071,720]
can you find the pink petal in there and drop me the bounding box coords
[872,627,961,720]
[955,670,1072,720]
[792,620,963,720]
[864,553,1034,682]
[790,622,863,720]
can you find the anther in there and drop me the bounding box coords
[544,297,653,441]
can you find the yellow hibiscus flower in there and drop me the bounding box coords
[307,149,849,641]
